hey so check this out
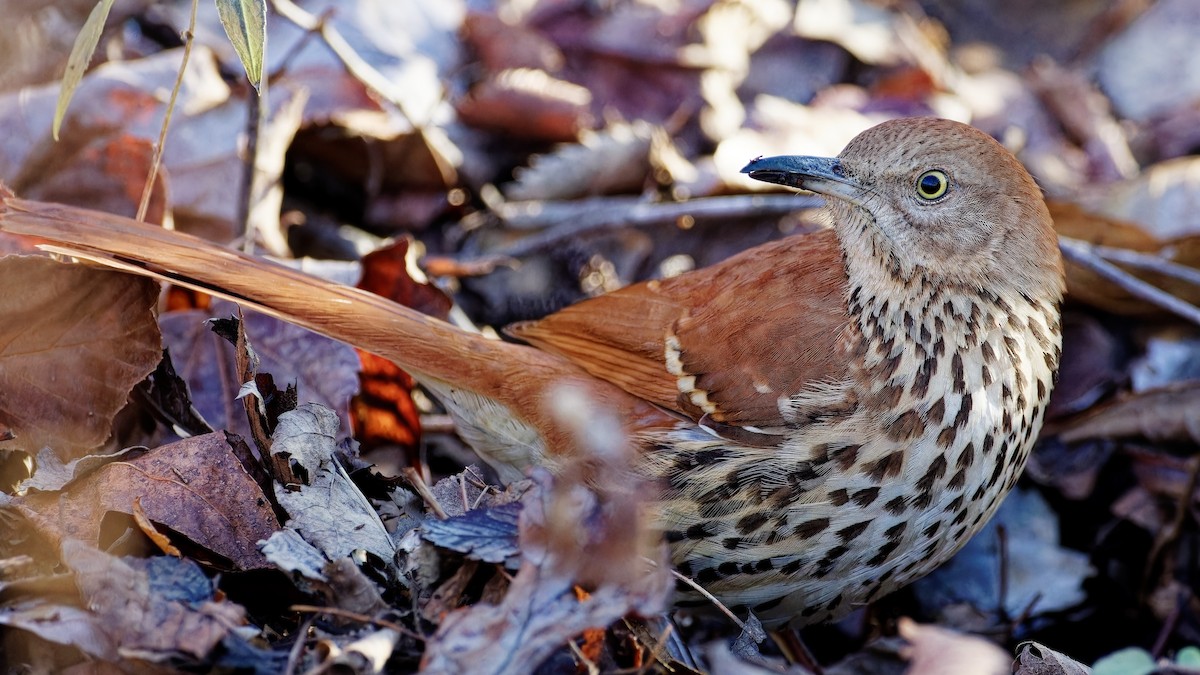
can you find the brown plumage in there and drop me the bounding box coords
[0,117,1064,626]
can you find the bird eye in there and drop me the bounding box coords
[916,170,949,200]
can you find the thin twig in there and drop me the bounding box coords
[403,466,449,519]
[1088,241,1200,289]
[289,604,424,641]
[636,621,674,675]
[667,567,746,631]
[136,0,199,222]
[237,87,262,251]
[1059,236,1200,326]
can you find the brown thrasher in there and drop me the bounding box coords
[0,118,1063,626]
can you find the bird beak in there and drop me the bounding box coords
[741,155,861,203]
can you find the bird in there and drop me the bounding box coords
[0,117,1064,627]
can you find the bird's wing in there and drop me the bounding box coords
[507,228,852,431]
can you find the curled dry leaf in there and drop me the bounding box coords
[270,404,396,564]
[504,122,656,202]
[1057,382,1200,445]
[11,432,279,570]
[0,256,161,460]
[1014,641,1091,675]
[455,68,593,143]
[898,618,1009,675]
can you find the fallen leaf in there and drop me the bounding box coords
[1014,641,1091,675]
[0,256,161,459]
[1056,382,1200,445]
[898,618,1008,675]
[11,432,279,571]
[271,404,396,563]
[504,121,656,201]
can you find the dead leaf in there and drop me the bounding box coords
[11,432,279,571]
[0,256,161,459]
[159,301,360,444]
[1014,641,1092,675]
[1095,0,1200,122]
[270,404,396,563]
[61,540,246,661]
[1057,382,1200,445]
[898,618,1008,675]
[352,239,452,453]
[455,68,592,143]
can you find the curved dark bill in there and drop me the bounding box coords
[740,155,844,190]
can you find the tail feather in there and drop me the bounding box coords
[0,195,672,467]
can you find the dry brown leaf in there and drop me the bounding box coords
[11,432,279,570]
[0,256,161,459]
[455,68,592,143]
[1056,382,1200,445]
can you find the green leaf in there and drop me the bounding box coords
[53,0,117,141]
[215,0,267,91]
[1177,646,1200,666]
[1093,648,1155,675]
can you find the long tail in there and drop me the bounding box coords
[0,193,670,471]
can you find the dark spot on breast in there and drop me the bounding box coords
[957,442,976,469]
[955,393,973,428]
[837,521,870,542]
[693,448,731,465]
[885,521,907,539]
[825,593,843,611]
[878,352,902,379]
[884,495,908,514]
[934,336,946,356]
[943,494,964,513]
[736,512,768,534]
[867,540,901,566]
[852,487,880,506]
[866,450,906,481]
[718,561,739,576]
[829,444,861,472]
[686,522,715,540]
[912,492,932,509]
[1045,350,1058,371]
[981,341,995,363]
[922,521,941,539]
[927,398,945,424]
[948,467,967,489]
[951,352,966,393]
[874,383,905,409]
[829,488,849,506]
[887,410,923,442]
[938,425,958,448]
[982,364,993,386]
[756,558,773,572]
[696,567,720,583]
[822,545,850,564]
[910,355,935,399]
[755,597,783,612]
[794,518,830,539]
[981,434,994,455]
[1037,378,1047,400]
[722,537,741,549]
[920,324,932,343]
[781,559,804,575]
